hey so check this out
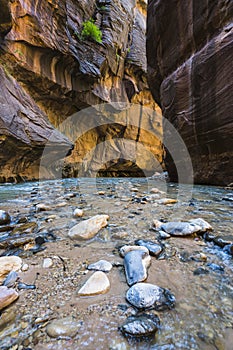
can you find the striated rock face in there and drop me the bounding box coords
[0,0,163,181]
[147,0,233,185]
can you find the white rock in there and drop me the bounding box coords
[88,260,112,272]
[43,258,53,268]
[119,245,149,258]
[68,215,109,240]
[0,256,22,284]
[73,208,84,218]
[0,286,19,310]
[189,218,212,231]
[21,263,29,272]
[77,271,110,296]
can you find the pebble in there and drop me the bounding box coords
[46,317,80,338]
[17,282,36,290]
[159,231,171,239]
[21,263,29,272]
[157,198,177,205]
[77,271,110,296]
[120,313,160,337]
[0,286,19,310]
[119,245,149,257]
[193,267,209,275]
[73,208,84,218]
[68,215,109,240]
[124,250,151,286]
[0,256,22,284]
[135,239,163,257]
[56,202,67,208]
[153,218,211,236]
[0,210,11,225]
[88,260,112,272]
[43,258,53,268]
[36,203,51,212]
[223,244,233,255]
[126,283,176,310]
[3,271,18,287]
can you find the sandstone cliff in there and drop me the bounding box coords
[147,0,233,185]
[0,0,163,181]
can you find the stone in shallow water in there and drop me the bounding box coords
[126,283,175,310]
[223,244,233,255]
[68,215,109,240]
[120,313,160,337]
[88,260,112,272]
[73,208,84,218]
[154,218,212,236]
[135,239,163,257]
[0,210,11,225]
[124,250,151,286]
[77,271,110,296]
[0,256,22,284]
[0,286,19,310]
[36,203,51,212]
[46,317,80,338]
[119,245,149,257]
[213,235,233,248]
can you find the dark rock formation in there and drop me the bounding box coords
[0,0,163,181]
[147,0,233,185]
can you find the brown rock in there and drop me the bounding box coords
[147,0,233,185]
[0,256,22,284]
[77,271,110,296]
[68,214,109,240]
[0,286,19,310]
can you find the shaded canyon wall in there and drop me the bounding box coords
[0,0,163,181]
[147,0,233,185]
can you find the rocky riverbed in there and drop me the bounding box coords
[0,177,233,349]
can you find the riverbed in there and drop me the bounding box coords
[0,178,232,349]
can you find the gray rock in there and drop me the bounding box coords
[126,283,175,310]
[3,271,18,287]
[154,218,212,236]
[0,286,19,310]
[0,210,11,225]
[124,250,151,286]
[135,239,163,257]
[88,260,112,272]
[46,317,80,338]
[120,313,160,337]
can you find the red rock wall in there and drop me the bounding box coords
[147,0,233,185]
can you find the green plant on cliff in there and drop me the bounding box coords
[81,19,102,43]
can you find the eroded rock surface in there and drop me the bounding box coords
[0,0,163,181]
[147,0,233,185]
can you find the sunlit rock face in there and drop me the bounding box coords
[0,0,163,181]
[147,0,233,185]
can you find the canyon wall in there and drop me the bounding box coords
[0,0,163,181]
[147,0,233,185]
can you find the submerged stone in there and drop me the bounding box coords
[0,210,11,225]
[77,271,110,296]
[120,313,160,337]
[126,283,175,310]
[68,215,109,240]
[88,260,112,272]
[124,250,151,286]
[73,208,84,218]
[135,239,163,257]
[46,317,80,338]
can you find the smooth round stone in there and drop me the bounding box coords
[21,263,29,272]
[88,260,112,272]
[119,245,149,257]
[46,317,80,338]
[0,210,11,225]
[73,208,84,218]
[0,286,19,310]
[135,239,163,257]
[43,258,53,268]
[68,215,109,240]
[77,271,110,296]
[120,313,160,337]
[126,283,176,310]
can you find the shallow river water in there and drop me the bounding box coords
[0,177,232,349]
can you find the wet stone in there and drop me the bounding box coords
[124,250,151,286]
[206,263,224,272]
[135,239,163,257]
[120,313,160,337]
[11,222,37,235]
[88,259,112,272]
[193,267,209,275]
[46,317,80,338]
[223,244,233,255]
[68,215,109,240]
[126,283,176,311]
[213,235,233,248]
[0,210,11,225]
[77,271,110,296]
[3,271,18,287]
[0,286,19,310]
